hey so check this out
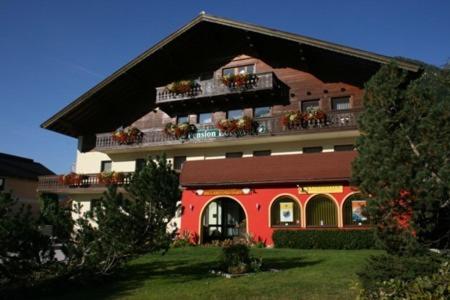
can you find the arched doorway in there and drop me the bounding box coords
[306,195,338,227]
[201,197,246,243]
[342,193,371,226]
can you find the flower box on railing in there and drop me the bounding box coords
[221,73,259,89]
[166,80,201,95]
[164,122,197,139]
[112,127,143,145]
[281,109,327,130]
[97,171,128,185]
[58,173,88,187]
[216,116,259,137]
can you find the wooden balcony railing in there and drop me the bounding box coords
[95,109,361,151]
[156,72,279,104]
[37,173,132,193]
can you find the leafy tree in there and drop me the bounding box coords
[353,63,450,254]
[68,154,181,276]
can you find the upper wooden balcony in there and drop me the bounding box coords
[94,109,361,153]
[155,72,284,104]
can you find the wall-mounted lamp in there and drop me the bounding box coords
[242,188,252,195]
[189,204,194,211]
[256,203,261,211]
[195,189,204,196]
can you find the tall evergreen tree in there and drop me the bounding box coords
[0,192,54,290]
[353,63,450,254]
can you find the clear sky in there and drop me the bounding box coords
[1,0,449,173]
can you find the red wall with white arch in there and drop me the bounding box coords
[180,184,361,245]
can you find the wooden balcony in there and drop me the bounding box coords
[37,173,132,194]
[155,72,284,104]
[95,109,361,152]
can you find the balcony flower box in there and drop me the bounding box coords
[221,73,258,89]
[166,80,200,95]
[281,111,304,129]
[58,173,88,187]
[112,127,143,145]
[216,116,258,137]
[164,122,197,139]
[97,171,127,185]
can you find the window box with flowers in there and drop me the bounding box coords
[166,80,201,95]
[281,111,304,129]
[112,127,143,145]
[216,116,258,137]
[164,122,197,139]
[58,173,88,187]
[221,73,259,89]
[97,171,128,185]
[304,108,326,127]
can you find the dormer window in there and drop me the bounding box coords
[222,64,255,76]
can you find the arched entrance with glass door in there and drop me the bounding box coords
[201,197,247,243]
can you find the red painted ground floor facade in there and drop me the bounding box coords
[179,152,369,245]
[180,185,370,245]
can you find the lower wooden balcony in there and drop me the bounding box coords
[95,109,361,153]
[37,173,132,194]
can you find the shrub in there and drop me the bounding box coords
[359,261,450,299]
[358,253,446,293]
[272,229,376,249]
[220,243,262,274]
[172,231,197,248]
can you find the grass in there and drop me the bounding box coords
[40,247,382,300]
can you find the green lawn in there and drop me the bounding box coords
[42,247,381,300]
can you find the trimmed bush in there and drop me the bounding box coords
[272,229,376,249]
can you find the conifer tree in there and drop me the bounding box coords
[353,63,450,254]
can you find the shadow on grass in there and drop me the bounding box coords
[34,254,322,300]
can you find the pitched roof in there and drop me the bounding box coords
[180,151,357,187]
[41,13,421,138]
[0,153,54,180]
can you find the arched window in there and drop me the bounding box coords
[306,195,338,227]
[343,194,371,226]
[270,196,301,227]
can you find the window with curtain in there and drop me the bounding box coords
[100,160,112,172]
[306,195,338,227]
[301,99,320,112]
[270,197,301,227]
[253,106,271,118]
[177,115,189,124]
[331,96,351,110]
[197,112,212,124]
[227,109,244,119]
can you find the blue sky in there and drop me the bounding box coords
[1,0,449,173]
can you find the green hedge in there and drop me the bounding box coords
[272,229,377,249]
